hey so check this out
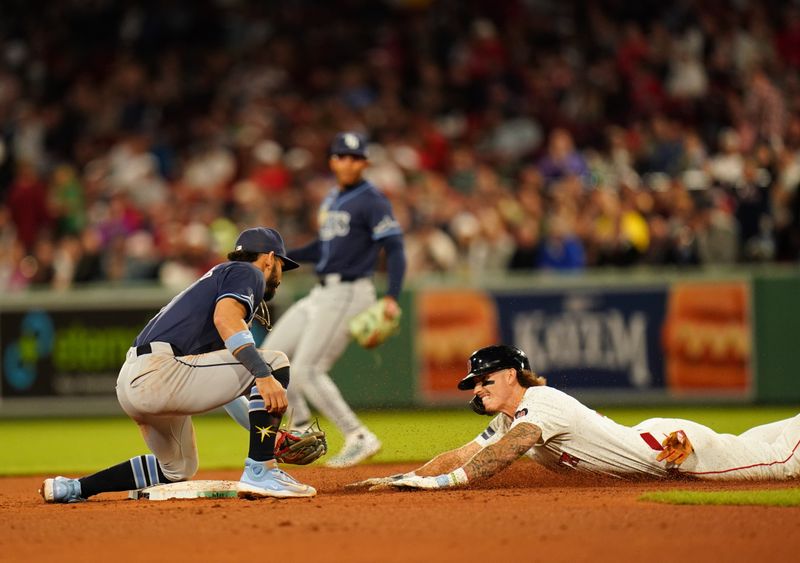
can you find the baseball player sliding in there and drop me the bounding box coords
[41,227,321,503]
[351,345,800,491]
[261,131,406,467]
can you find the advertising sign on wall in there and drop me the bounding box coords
[662,282,752,395]
[1,308,156,398]
[496,287,668,391]
[416,289,500,402]
[417,281,753,404]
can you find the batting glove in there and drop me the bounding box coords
[386,468,469,490]
[345,472,416,490]
[656,430,694,465]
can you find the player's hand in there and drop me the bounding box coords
[255,375,287,414]
[381,296,401,320]
[372,472,464,491]
[379,475,446,490]
[349,298,402,349]
[345,473,416,490]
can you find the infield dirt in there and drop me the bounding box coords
[1,460,798,563]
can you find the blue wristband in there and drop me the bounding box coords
[435,468,468,488]
[225,330,256,354]
[233,343,273,379]
[434,474,451,488]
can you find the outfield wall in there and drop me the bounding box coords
[1,268,799,416]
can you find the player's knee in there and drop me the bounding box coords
[272,365,290,389]
[261,350,290,371]
[293,367,328,396]
[184,457,199,480]
[162,456,199,482]
[286,363,315,387]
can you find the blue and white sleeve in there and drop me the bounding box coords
[472,415,509,448]
[216,263,264,321]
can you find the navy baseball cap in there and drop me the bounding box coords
[234,227,300,271]
[330,131,368,158]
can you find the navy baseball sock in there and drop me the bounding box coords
[248,409,282,462]
[247,369,290,462]
[79,455,171,498]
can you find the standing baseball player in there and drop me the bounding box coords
[262,131,406,467]
[350,344,800,489]
[40,227,318,502]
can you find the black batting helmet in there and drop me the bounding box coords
[457,344,531,390]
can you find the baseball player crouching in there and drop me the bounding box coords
[351,345,800,491]
[41,227,317,503]
[261,131,406,468]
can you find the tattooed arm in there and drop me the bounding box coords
[354,423,541,491]
[461,422,541,482]
[383,423,541,490]
[414,442,483,477]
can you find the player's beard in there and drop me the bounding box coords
[263,266,281,302]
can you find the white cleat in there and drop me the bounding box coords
[39,476,85,503]
[324,431,382,468]
[239,458,316,498]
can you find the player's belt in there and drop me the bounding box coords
[135,342,183,357]
[318,274,362,286]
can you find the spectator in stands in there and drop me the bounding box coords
[536,128,590,187]
[508,217,541,272]
[3,1,800,287]
[6,161,50,251]
[537,213,585,272]
[744,69,787,150]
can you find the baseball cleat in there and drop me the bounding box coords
[239,458,316,498]
[324,430,382,468]
[39,476,85,503]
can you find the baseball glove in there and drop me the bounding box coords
[349,297,402,349]
[274,420,328,465]
[656,430,693,465]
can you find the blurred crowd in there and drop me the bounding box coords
[3,0,800,292]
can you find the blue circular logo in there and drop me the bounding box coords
[3,311,55,391]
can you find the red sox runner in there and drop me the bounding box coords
[350,345,800,490]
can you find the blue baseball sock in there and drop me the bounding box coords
[79,455,170,498]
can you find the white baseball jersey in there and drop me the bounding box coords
[473,386,800,481]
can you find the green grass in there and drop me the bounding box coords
[640,489,800,507]
[1,405,798,476]
[0,410,487,475]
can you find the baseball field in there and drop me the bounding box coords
[1,406,799,562]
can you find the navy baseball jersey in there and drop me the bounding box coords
[135,261,265,355]
[315,180,402,278]
[264,174,405,465]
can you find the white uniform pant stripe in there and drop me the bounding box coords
[145,454,159,485]
[130,456,147,489]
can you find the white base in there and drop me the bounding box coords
[128,480,277,501]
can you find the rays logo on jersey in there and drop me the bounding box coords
[319,210,352,240]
